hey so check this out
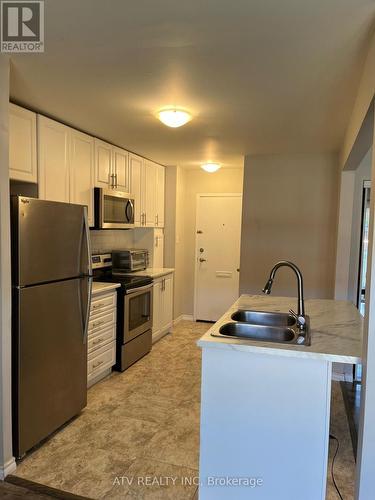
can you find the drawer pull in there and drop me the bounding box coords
[93,360,104,369]
[92,302,105,309]
[92,320,104,328]
[92,338,103,345]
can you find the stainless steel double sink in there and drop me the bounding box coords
[212,310,311,345]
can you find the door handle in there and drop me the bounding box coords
[80,277,92,344]
[125,199,134,223]
[199,258,207,263]
[110,173,115,189]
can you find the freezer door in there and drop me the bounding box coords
[11,197,92,286]
[13,278,88,457]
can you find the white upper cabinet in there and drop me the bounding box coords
[70,130,95,226]
[130,159,165,228]
[129,153,143,226]
[94,139,130,192]
[38,116,70,203]
[94,139,112,189]
[12,105,165,228]
[155,164,165,227]
[9,103,37,183]
[142,160,157,227]
[113,146,129,192]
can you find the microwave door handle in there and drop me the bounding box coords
[125,199,134,223]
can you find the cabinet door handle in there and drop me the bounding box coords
[115,173,118,188]
[92,338,103,345]
[110,173,116,189]
[92,302,105,309]
[93,360,104,369]
[92,320,104,329]
[156,214,159,226]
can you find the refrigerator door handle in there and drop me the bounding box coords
[79,277,93,344]
[84,206,93,276]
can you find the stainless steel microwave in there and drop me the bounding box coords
[94,188,135,229]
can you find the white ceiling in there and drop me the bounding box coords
[9,0,375,168]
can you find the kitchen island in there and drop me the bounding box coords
[197,295,362,500]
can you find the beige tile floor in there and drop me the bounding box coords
[15,321,355,499]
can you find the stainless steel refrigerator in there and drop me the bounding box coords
[11,196,92,458]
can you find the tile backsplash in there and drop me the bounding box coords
[90,230,135,254]
[90,228,164,268]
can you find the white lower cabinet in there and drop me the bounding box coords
[152,273,174,342]
[87,289,117,387]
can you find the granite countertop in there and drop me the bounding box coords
[92,282,121,294]
[130,268,175,279]
[198,295,363,364]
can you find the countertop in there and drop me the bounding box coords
[198,295,363,364]
[130,268,175,279]
[92,282,121,295]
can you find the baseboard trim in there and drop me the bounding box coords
[173,315,183,326]
[0,457,17,480]
[152,328,171,344]
[173,315,194,325]
[182,314,194,321]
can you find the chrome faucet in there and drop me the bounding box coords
[262,261,306,331]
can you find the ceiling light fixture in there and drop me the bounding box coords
[201,162,221,173]
[158,108,191,128]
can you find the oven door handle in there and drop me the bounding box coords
[125,284,153,295]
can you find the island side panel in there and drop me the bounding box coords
[199,347,332,500]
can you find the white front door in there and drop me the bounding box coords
[195,194,242,321]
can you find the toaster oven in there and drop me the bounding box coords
[112,249,149,273]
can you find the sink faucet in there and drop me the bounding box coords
[262,261,306,330]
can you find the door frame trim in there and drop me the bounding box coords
[193,193,242,321]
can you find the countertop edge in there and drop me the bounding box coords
[197,337,361,364]
[132,268,175,278]
[92,282,121,294]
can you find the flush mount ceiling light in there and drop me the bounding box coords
[158,108,192,128]
[201,162,221,173]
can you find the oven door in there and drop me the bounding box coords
[96,188,135,229]
[124,284,153,342]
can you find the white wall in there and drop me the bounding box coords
[340,30,375,170]
[335,170,356,299]
[164,166,186,320]
[348,149,372,303]
[0,55,16,477]
[335,148,373,301]
[239,153,340,299]
[182,168,244,316]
